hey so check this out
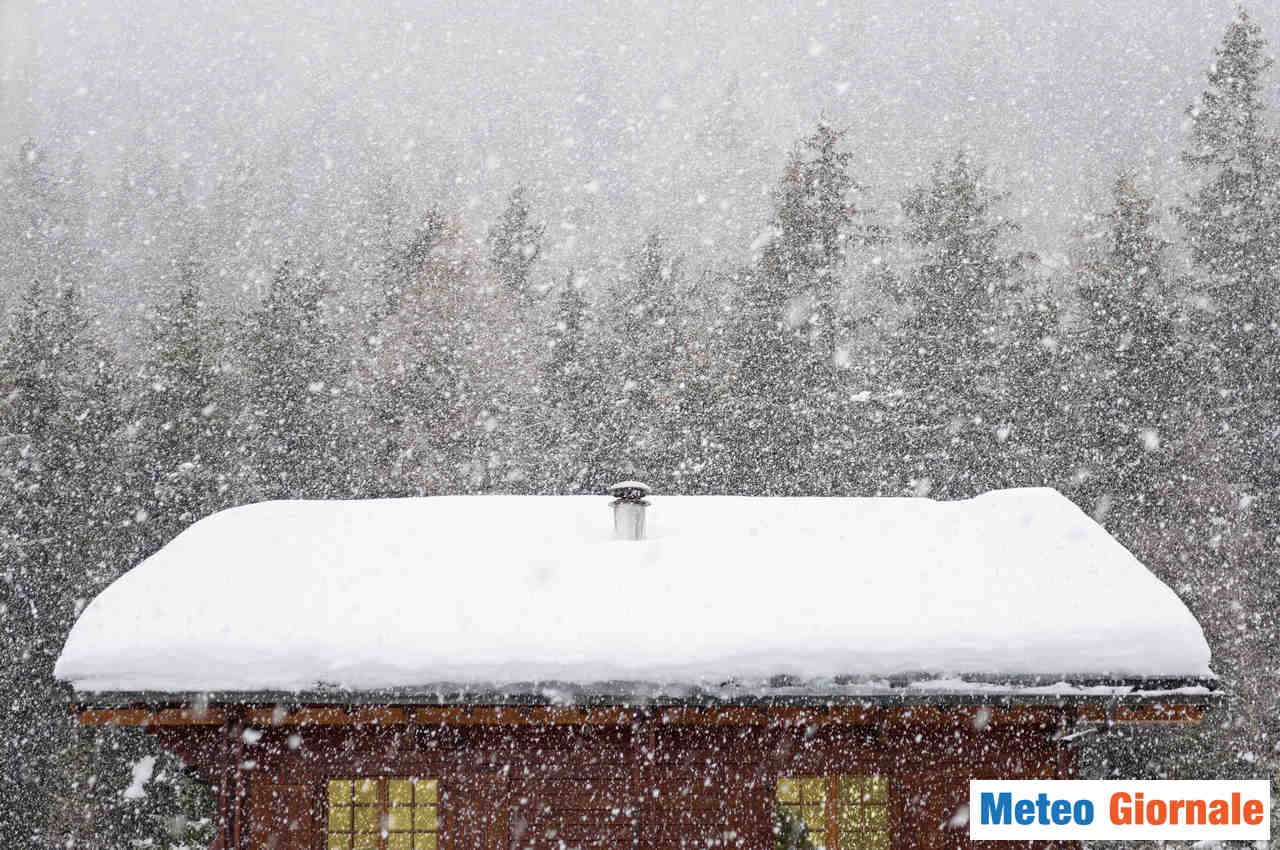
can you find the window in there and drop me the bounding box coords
[776,775,889,850]
[327,778,440,850]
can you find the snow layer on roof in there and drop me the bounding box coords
[54,488,1212,693]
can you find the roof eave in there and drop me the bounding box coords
[63,675,1222,711]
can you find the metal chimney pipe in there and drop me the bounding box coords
[609,481,651,540]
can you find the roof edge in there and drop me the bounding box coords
[63,674,1222,709]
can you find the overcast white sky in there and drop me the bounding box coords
[4,0,1278,272]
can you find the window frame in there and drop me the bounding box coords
[324,776,442,850]
[775,773,892,850]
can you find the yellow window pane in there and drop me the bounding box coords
[802,804,825,833]
[838,776,862,804]
[352,833,378,850]
[327,806,352,832]
[846,830,890,850]
[414,805,439,831]
[801,777,826,804]
[414,834,439,850]
[865,776,887,803]
[865,806,887,829]
[777,777,801,804]
[387,833,413,850]
[328,780,353,804]
[413,779,438,803]
[352,805,379,831]
[387,808,412,831]
[388,779,413,804]
[353,779,378,804]
[327,834,350,850]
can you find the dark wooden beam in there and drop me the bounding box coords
[72,701,1207,728]
[76,707,226,726]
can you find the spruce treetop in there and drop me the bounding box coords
[1183,8,1272,170]
[487,185,544,295]
[1104,173,1166,287]
[1178,7,1280,301]
[901,151,1023,319]
[762,121,877,296]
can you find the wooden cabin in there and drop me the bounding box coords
[56,486,1216,850]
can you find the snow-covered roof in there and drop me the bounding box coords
[54,488,1213,696]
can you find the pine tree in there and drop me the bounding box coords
[380,209,447,318]
[1179,9,1279,311]
[357,213,529,495]
[595,231,683,486]
[1,141,67,285]
[720,262,827,495]
[1059,184,1189,803]
[236,260,351,500]
[0,278,133,848]
[345,211,456,497]
[1073,175,1186,520]
[661,269,727,494]
[718,122,878,495]
[487,185,544,297]
[0,140,107,846]
[1177,8,1280,492]
[344,168,414,351]
[129,248,232,555]
[886,151,1030,498]
[1170,7,1280,798]
[759,121,880,357]
[535,271,602,492]
[990,286,1070,493]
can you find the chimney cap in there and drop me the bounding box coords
[609,480,651,502]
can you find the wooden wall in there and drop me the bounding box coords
[151,708,1079,850]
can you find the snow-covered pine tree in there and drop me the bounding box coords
[659,267,727,494]
[352,167,413,310]
[759,121,880,360]
[235,259,352,500]
[886,151,1030,498]
[1,141,71,289]
[487,185,544,298]
[1179,9,1279,309]
[988,283,1068,492]
[201,154,289,312]
[129,247,232,556]
[344,211,455,497]
[479,188,547,491]
[534,270,603,492]
[0,277,133,848]
[594,231,684,488]
[1072,174,1187,521]
[379,208,447,319]
[1168,6,1280,805]
[719,122,877,495]
[1177,8,1280,493]
[1067,177,1216,788]
[357,211,531,495]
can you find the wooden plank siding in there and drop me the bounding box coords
[95,704,1128,849]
